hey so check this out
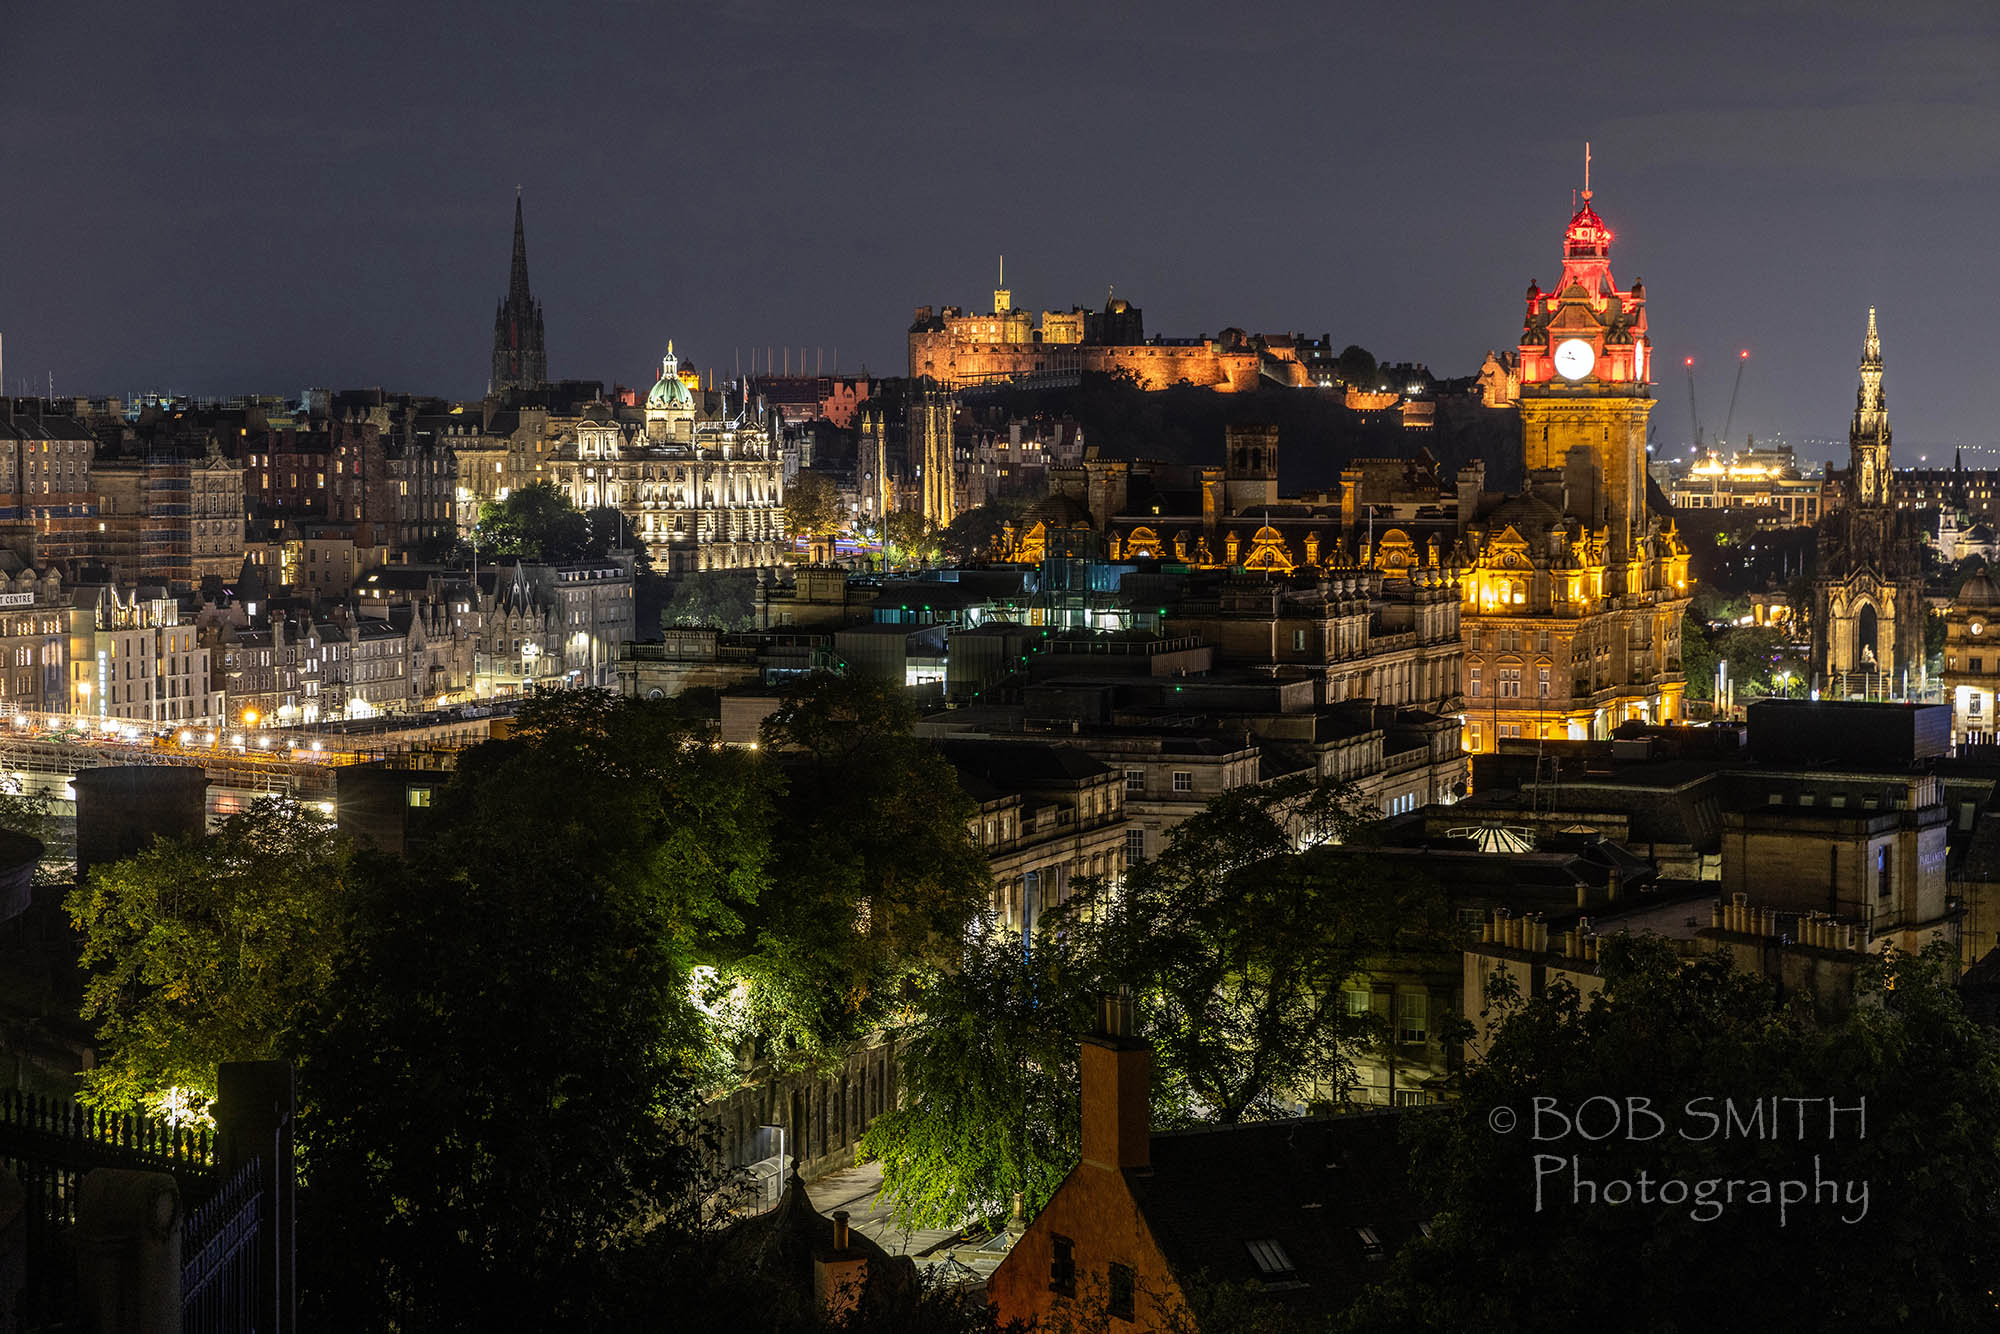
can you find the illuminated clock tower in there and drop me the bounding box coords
[1515,173,1654,576]
[1456,161,1689,756]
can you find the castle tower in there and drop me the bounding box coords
[1812,309,1924,689]
[1513,167,1653,570]
[490,194,547,393]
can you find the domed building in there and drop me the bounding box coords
[546,343,787,573]
[1943,566,2000,744]
[643,342,698,444]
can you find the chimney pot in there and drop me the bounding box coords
[832,1210,851,1251]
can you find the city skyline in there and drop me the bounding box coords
[4,3,1998,450]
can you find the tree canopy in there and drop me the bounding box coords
[743,672,991,1060]
[882,512,941,568]
[297,688,775,1327]
[66,798,358,1115]
[860,920,1093,1232]
[939,501,1022,564]
[476,481,593,562]
[659,569,759,631]
[864,775,1453,1232]
[1347,937,2000,1332]
[784,471,841,539]
[1053,776,1455,1122]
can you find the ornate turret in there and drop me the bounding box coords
[1812,307,1922,686]
[1850,307,1891,506]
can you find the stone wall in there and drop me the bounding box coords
[702,1037,899,1182]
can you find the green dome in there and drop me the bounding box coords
[646,343,694,410]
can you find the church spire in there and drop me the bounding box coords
[509,191,531,306]
[491,192,548,394]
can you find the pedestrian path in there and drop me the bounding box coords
[805,1161,958,1258]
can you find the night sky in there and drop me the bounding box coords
[6,1,1997,457]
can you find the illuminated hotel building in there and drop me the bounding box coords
[1456,176,1689,751]
[1058,174,1688,755]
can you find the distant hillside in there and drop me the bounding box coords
[975,374,1525,493]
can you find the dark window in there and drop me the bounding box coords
[1049,1235,1075,1297]
[1108,1262,1135,1320]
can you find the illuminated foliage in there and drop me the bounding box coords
[66,798,357,1113]
[865,776,1453,1233]
[783,471,841,539]
[742,672,990,1060]
[861,921,1093,1232]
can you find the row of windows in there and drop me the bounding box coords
[1123,769,1195,794]
[1469,667,1551,698]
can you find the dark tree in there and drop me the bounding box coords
[1346,938,2000,1332]
[1054,775,1455,1123]
[939,501,1023,564]
[476,481,591,561]
[1335,344,1379,390]
[297,689,775,1328]
[743,672,992,1059]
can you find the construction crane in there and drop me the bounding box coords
[1684,357,1701,450]
[1721,349,1751,448]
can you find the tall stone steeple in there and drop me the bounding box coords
[1813,306,1922,687]
[490,193,548,394]
[1850,307,1890,506]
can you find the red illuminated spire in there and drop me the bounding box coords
[1565,146,1612,261]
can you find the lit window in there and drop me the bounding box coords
[1398,992,1428,1043]
[406,786,432,808]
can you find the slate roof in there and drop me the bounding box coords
[1126,1111,1425,1320]
[937,738,1112,788]
[718,1170,914,1316]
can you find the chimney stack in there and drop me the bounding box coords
[1081,986,1150,1173]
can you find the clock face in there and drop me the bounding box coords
[1553,338,1596,381]
[1974,622,1985,636]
